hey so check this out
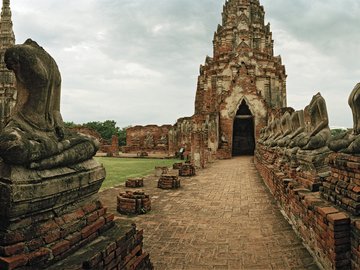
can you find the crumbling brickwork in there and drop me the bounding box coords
[125,125,171,153]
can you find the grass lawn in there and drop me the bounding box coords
[95,157,181,190]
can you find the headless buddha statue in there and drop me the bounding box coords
[296,93,331,150]
[275,111,292,147]
[0,39,99,169]
[328,83,360,153]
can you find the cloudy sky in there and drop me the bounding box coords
[9,0,360,128]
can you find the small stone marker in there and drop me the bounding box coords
[179,164,196,177]
[158,174,181,189]
[117,191,151,215]
[125,177,144,188]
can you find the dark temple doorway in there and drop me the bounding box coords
[232,100,255,156]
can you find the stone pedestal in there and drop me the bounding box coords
[155,166,168,177]
[296,146,331,191]
[0,159,116,269]
[158,174,180,189]
[321,153,360,215]
[125,178,144,188]
[117,191,151,215]
[179,164,196,177]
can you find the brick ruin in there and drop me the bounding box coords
[255,84,360,269]
[124,125,172,154]
[125,0,286,168]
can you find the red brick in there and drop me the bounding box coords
[37,220,59,235]
[43,230,61,244]
[81,217,105,239]
[27,248,51,266]
[82,202,98,214]
[54,217,65,226]
[0,242,25,256]
[62,209,85,224]
[105,213,114,223]
[0,254,28,270]
[327,212,350,225]
[316,206,338,217]
[51,240,70,257]
[65,232,82,247]
[27,238,44,251]
[86,211,99,224]
[98,207,107,217]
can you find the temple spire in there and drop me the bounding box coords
[0,0,16,131]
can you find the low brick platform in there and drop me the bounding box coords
[47,221,153,270]
[154,166,168,177]
[179,164,196,177]
[157,174,180,189]
[117,191,151,215]
[172,162,183,169]
[125,178,144,188]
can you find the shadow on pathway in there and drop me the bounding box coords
[99,156,320,270]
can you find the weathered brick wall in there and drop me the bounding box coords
[125,124,172,153]
[254,145,360,269]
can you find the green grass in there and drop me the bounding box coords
[95,157,181,190]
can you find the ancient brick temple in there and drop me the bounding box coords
[0,0,16,131]
[126,0,286,167]
[189,0,286,165]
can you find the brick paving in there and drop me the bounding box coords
[99,156,320,270]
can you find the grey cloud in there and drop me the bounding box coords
[10,0,360,128]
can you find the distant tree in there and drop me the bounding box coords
[83,120,119,141]
[64,121,79,128]
[118,126,131,146]
[330,128,348,137]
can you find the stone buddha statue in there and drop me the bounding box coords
[328,83,360,153]
[275,111,292,147]
[296,93,331,150]
[0,39,99,169]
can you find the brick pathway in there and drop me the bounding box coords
[100,156,320,270]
